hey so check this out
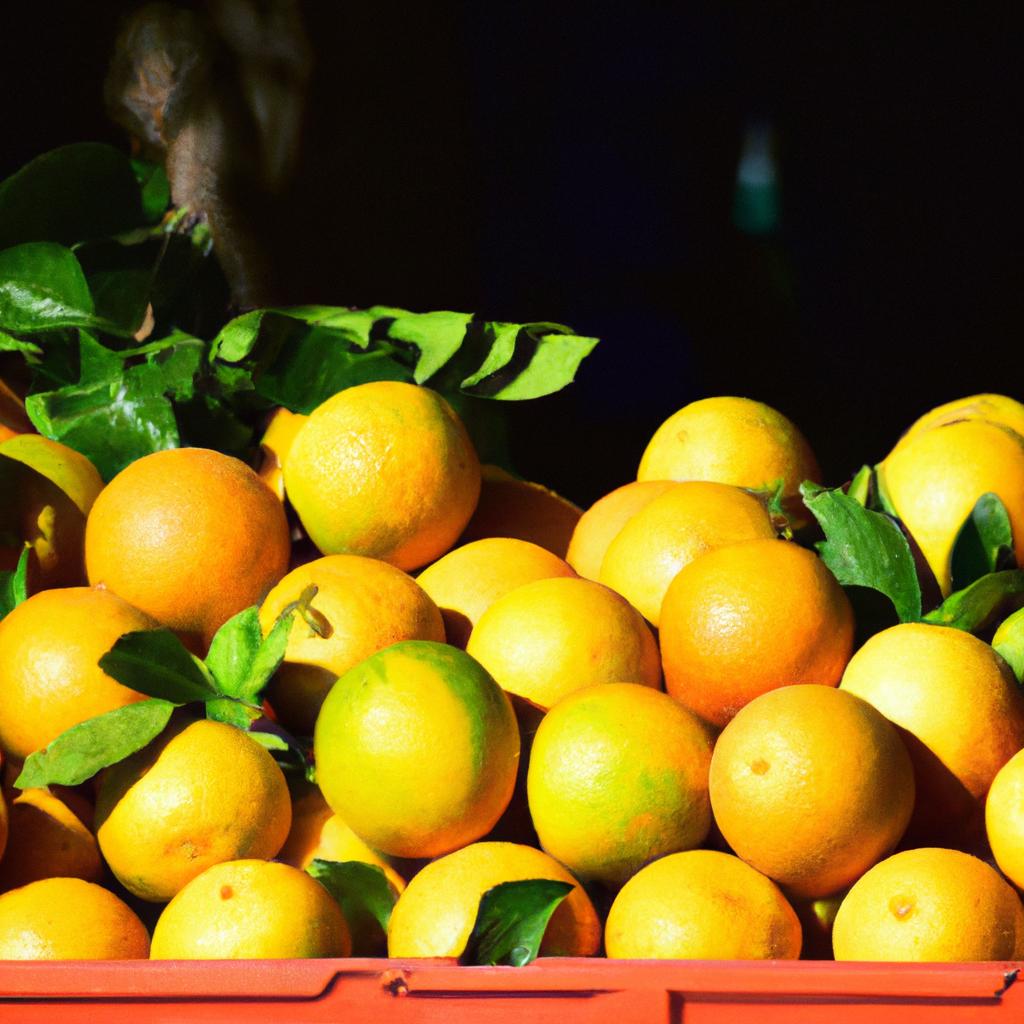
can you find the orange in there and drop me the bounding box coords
[387,841,601,958]
[832,848,1024,961]
[0,788,101,890]
[284,381,480,571]
[893,393,1024,452]
[416,537,576,648]
[637,396,820,519]
[0,586,154,761]
[96,718,292,901]
[467,577,661,711]
[605,850,801,960]
[709,685,915,899]
[150,859,350,959]
[840,623,1024,844]
[459,465,581,559]
[314,640,519,858]
[0,877,150,959]
[258,554,444,735]
[527,683,714,888]
[660,539,854,727]
[257,407,308,500]
[85,447,290,650]
[566,480,677,580]
[598,481,776,625]
[987,749,1024,890]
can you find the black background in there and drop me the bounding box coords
[3,4,1022,505]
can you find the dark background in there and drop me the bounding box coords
[3,4,1022,505]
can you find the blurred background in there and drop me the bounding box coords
[3,4,1021,505]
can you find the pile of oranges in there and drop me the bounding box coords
[2,382,1024,963]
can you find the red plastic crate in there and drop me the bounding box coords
[0,959,1021,1023]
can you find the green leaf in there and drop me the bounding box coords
[248,730,292,752]
[204,604,294,705]
[801,482,923,623]
[99,629,219,703]
[15,698,174,788]
[460,879,574,967]
[923,570,1024,633]
[209,310,269,363]
[246,608,296,702]
[387,310,474,384]
[847,465,873,507]
[950,493,1015,592]
[204,697,261,729]
[994,606,1024,683]
[307,859,399,956]
[130,160,171,224]
[0,547,30,620]
[0,330,42,357]
[0,243,96,333]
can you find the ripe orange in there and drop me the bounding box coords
[605,850,802,960]
[416,537,576,648]
[284,381,481,570]
[387,841,601,958]
[0,586,154,761]
[85,447,291,649]
[893,393,1024,451]
[258,554,444,735]
[660,539,854,727]
[257,407,308,501]
[709,685,915,898]
[986,749,1024,890]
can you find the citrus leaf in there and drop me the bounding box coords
[130,160,171,224]
[308,859,399,955]
[0,546,30,620]
[245,606,296,702]
[99,629,219,703]
[801,482,923,623]
[0,243,96,333]
[386,310,474,384]
[923,569,1024,633]
[204,607,263,696]
[15,698,174,788]
[994,607,1024,683]
[847,465,873,507]
[460,879,573,967]
[204,697,261,729]
[950,492,1015,592]
[0,330,42,357]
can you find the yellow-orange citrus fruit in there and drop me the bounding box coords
[85,447,290,649]
[417,538,576,648]
[257,407,308,500]
[894,393,1024,452]
[880,420,1024,595]
[710,685,915,899]
[605,850,801,960]
[284,382,480,571]
[96,719,292,901]
[566,480,677,580]
[660,539,853,728]
[832,848,1024,961]
[150,859,350,959]
[527,683,714,888]
[840,623,1024,844]
[0,587,154,761]
[459,465,582,559]
[599,481,776,626]
[0,877,150,959]
[467,577,660,711]
[637,396,820,515]
[0,788,101,890]
[258,554,444,735]
[314,641,519,858]
[387,841,601,958]
[985,749,1024,890]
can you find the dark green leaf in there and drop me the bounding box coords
[950,493,1016,592]
[0,330,42,357]
[204,697,261,729]
[15,698,174,788]
[130,160,171,224]
[994,607,1024,683]
[847,465,873,507]
[460,879,573,967]
[0,546,30,620]
[307,859,399,956]
[0,243,96,333]
[99,629,219,703]
[923,570,1024,633]
[801,482,923,623]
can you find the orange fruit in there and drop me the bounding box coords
[314,640,519,858]
[0,877,150,959]
[840,623,1024,844]
[709,685,915,898]
[467,577,661,711]
[150,859,350,959]
[417,537,576,648]
[598,481,776,625]
[527,683,714,888]
[986,749,1024,890]
[459,465,581,558]
[85,447,290,650]
[894,393,1024,452]
[832,848,1024,961]
[880,419,1024,594]
[387,841,601,958]
[660,539,854,727]
[0,788,101,890]
[605,850,801,959]
[257,407,308,500]
[0,586,154,761]
[258,554,444,735]
[566,480,677,580]
[284,381,481,571]
[637,396,820,520]
[96,718,292,901]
